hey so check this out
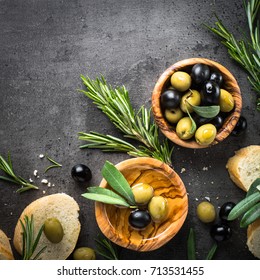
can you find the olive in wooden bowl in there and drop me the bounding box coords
[152,58,242,148]
[95,157,188,251]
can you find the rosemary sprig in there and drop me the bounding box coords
[79,76,173,166]
[20,215,46,260]
[0,153,38,193]
[95,235,119,260]
[44,155,62,173]
[205,0,260,110]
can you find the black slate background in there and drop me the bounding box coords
[0,0,259,260]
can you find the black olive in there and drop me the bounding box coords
[210,114,225,130]
[201,81,220,105]
[210,223,232,242]
[192,114,212,126]
[191,63,210,85]
[128,209,151,229]
[231,116,247,136]
[219,202,236,221]
[209,71,223,86]
[71,164,92,183]
[160,89,181,109]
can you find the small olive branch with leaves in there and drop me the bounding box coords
[205,0,260,111]
[78,75,173,166]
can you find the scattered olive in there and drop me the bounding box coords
[201,81,220,105]
[219,89,234,112]
[176,117,195,140]
[132,183,154,205]
[71,164,92,183]
[44,217,64,243]
[73,247,96,260]
[128,209,151,230]
[210,223,232,242]
[196,201,216,223]
[164,107,183,124]
[160,89,181,109]
[195,123,217,146]
[219,202,236,221]
[191,63,210,85]
[231,116,247,136]
[209,71,223,86]
[170,71,192,92]
[148,196,168,223]
[180,89,201,113]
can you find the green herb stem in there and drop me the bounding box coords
[205,0,260,110]
[79,76,173,166]
[0,153,38,193]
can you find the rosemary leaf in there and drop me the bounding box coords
[79,76,173,165]
[0,153,38,192]
[20,215,46,260]
[205,0,260,110]
[95,235,119,260]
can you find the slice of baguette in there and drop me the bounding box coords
[247,219,260,259]
[13,193,80,260]
[226,145,260,192]
[0,229,14,260]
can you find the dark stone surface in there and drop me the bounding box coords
[0,0,259,260]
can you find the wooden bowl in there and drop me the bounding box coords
[95,157,188,251]
[152,58,242,148]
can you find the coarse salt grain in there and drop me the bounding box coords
[41,179,48,184]
[33,170,38,177]
[39,154,45,159]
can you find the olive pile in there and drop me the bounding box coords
[160,63,236,145]
[128,183,168,230]
[196,200,236,242]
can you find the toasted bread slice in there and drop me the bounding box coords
[226,145,260,192]
[247,219,260,259]
[13,193,80,260]
[0,229,14,260]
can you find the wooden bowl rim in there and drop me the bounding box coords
[95,157,188,251]
[152,57,242,149]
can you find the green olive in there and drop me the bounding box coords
[219,89,234,112]
[148,195,168,222]
[195,123,217,145]
[132,183,154,205]
[44,217,64,243]
[170,71,192,92]
[180,89,201,113]
[73,247,96,260]
[164,107,183,124]
[176,117,195,140]
[196,201,216,223]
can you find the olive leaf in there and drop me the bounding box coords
[246,178,260,197]
[82,188,131,207]
[185,104,197,135]
[228,191,260,221]
[187,228,196,260]
[205,242,218,260]
[189,103,220,118]
[240,202,260,228]
[101,160,136,205]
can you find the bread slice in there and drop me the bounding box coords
[226,145,260,192]
[0,229,14,260]
[13,193,80,260]
[247,219,260,259]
